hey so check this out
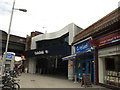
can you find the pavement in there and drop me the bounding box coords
[16,73,111,89]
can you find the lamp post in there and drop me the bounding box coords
[1,0,27,74]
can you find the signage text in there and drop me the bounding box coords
[34,50,48,55]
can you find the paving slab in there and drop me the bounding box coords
[17,73,110,89]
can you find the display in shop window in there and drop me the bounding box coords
[119,72,120,77]
[110,71,113,76]
[115,77,119,83]
[112,71,118,76]
[104,70,120,87]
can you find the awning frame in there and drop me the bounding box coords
[62,54,76,61]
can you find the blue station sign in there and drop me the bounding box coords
[75,40,92,54]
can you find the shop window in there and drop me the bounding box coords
[105,58,115,70]
[82,62,86,73]
[103,57,120,87]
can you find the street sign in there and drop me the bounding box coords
[6,53,14,59]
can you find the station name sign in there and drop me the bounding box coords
[34,50,48,55]
[24,44,71,58]
[75,40,92,53]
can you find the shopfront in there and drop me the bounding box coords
[96,31,120,88]
[98,45,120,87]
[74,40,95,84]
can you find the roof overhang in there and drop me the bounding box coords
[62,54,76,61]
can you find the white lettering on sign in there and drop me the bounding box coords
[77,44,88,51]
[45,50,48,54]
[34,50,48,55]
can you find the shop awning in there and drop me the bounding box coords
[62,54,76,61]
[76,49,93,55]
[75,49,94,59]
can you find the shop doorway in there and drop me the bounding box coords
[76,59,95,83]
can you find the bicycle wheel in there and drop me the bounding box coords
[12,83,20,90]
[2,85,12,90]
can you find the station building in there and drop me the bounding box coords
[24,23,82,77]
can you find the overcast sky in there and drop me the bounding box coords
[0,0,120,37]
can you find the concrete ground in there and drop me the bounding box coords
[17,73,110,89]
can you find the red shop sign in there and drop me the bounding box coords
[96,32,120,46]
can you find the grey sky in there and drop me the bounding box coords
[0,0,120,37]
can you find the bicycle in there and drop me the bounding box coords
[2,71,20,90]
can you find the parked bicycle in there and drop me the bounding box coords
[2,70,20,90]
